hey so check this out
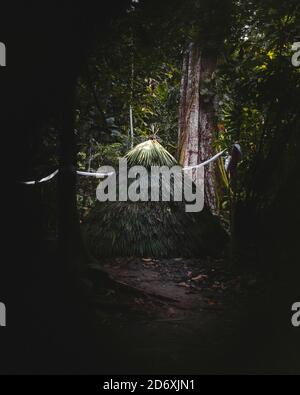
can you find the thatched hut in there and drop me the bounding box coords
[84,139,227,258]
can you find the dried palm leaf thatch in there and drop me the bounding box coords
[125,139,177,168]
[84,139,227,258]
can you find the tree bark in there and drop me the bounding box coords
[178,43,218,212]
[58,84,87,282]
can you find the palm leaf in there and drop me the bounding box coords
[125,139,177,168]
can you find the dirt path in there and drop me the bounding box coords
[102,257,250,317]
[86,257,259,374]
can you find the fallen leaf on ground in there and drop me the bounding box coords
[207,300,218,305]
[167,307,176,317]
[177,282,190,288]
[134,298,145,305]
[191,274,208,282]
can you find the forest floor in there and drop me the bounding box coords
[87,256,264,374]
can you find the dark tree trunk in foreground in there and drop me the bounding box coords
[178,43,218,212]
[58,85,87,282]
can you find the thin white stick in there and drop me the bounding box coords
[19,168,114,185]
[19,148,226,185]
[77,170,114,178]
[182,150,226,171]
[19,169,59,185]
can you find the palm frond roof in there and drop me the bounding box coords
[125,139,177,168]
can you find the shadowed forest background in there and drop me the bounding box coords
[0,0,300,374]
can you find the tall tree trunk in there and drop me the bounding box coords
[178,43,218,212]
[58,84,87,282]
